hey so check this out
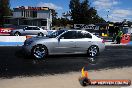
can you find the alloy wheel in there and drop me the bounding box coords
[33,45,46,59]
[14,32,20,36]
[88,46,98,57]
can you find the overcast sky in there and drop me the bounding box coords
[10,0,132,22]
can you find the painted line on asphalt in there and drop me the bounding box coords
[128,41,132,45]
[0,42,24,46]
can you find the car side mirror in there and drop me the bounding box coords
[58,37,64,42]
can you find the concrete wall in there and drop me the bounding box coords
[0,36,26,46]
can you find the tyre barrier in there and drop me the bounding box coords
[26,35,33,39]
[121,34,131,44]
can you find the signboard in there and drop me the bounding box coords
[74,24,99,30]
[14,6,49,11]
[0,28,14,35]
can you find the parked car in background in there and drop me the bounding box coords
[10,26,48,36]
[23,29,105,60]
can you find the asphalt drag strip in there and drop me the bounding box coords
[0,46,132,78]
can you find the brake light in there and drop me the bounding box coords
[102,39,105,43]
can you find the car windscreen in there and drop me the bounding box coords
[47,30,66,38]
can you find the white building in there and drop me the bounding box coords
[4,6,52,30]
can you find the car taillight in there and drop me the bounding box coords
[102,39,105,43]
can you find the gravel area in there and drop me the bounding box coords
[0,67,132,88]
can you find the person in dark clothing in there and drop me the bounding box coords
[116,30,123,44]
[112,32,117,42]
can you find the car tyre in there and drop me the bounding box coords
[31,45,48,60]
[38,33,44,36]
[14,32,21,36]
[87,45,99,57]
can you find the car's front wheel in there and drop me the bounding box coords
[87,45,99,57]
[31,45,48,60]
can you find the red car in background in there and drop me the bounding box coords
[0,28,14,35]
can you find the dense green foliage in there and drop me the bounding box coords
[0,0,11,26]
[69,0,105,24]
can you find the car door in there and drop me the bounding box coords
[22,27,33,35]
[75,31,92,53]
[31,27,40,35]
[54,31,77,54]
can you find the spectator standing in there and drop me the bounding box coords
[116,30,123,44]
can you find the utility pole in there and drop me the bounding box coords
[107,10,110,35]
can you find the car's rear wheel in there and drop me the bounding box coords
[31,45,48,60]
[14,32,21,36]
[87,45,99,57]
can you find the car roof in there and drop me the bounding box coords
[61,28,79,30]
[58,29,92,35]
[27,26,39,27]
[60,28,81,31]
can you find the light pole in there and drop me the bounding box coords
[107,10,110,22]
[107,10,110,35]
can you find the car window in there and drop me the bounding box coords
[48,30,66,38]
[25,27,32,30]
[32,27,40,30]
[77,31,92,38]
[60,31,76,39]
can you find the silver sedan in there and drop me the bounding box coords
[10,26,48,36]
[23,29,105,59]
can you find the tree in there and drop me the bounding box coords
[51,9,72,27]
[89,7,105,24]
[69,0,81,24]
[0,0,11,26]
[62,11,71,19]
[50,9,58,26]
[80,0,90,24]
[51,9,58,19]
[69,0,105,24]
